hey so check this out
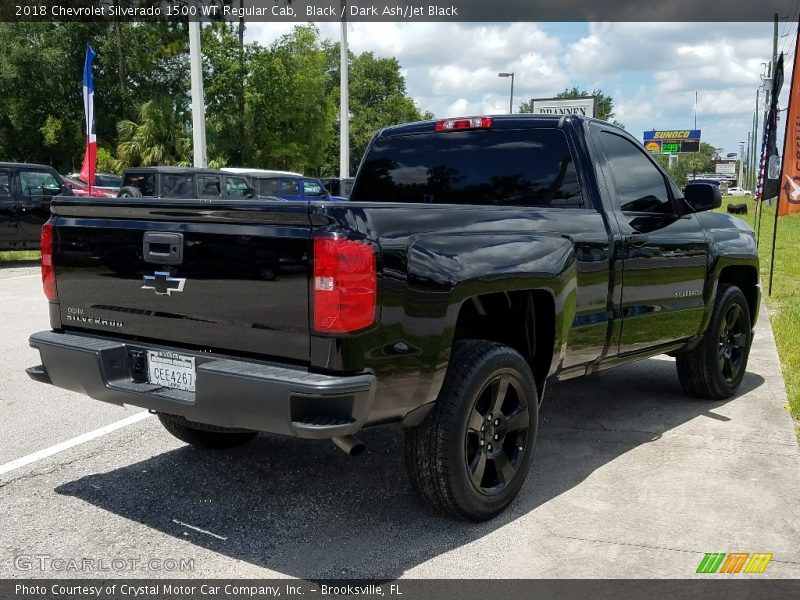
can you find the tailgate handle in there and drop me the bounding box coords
[143,232,183,265]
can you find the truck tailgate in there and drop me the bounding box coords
[50,200,312,363]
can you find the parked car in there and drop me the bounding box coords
[0,162,70,250]
[727,187,753,197]
[222,167,302,177]
[63,172,122,198]
[27,115,759,521]
[230,170,343,202]
[117,167,254,200]
[319,177,355,198]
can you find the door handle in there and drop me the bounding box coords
[624,233,649,247]
[143,232,183,265]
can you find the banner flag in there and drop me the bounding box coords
[78,45,97,187]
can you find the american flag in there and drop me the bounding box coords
[756,120,769,200]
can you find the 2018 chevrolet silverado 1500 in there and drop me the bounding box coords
[27,115,760,520]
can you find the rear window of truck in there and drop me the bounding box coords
[350,128,582,207]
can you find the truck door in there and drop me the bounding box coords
[0,166,19,247]
[17,167,61,245]
[596,128,709,355]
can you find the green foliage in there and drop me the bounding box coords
[244,25,334,172]
[116,99,191,168]
[202,22,247,166]
[653,142,717,187]
[322,45,432,176]
[96,146,118,174]
[0,22,425,177]
[39,116,63,148]
[716,197,800,433]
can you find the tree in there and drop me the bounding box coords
[322,46,432,176]
[202,22,248,166]
[653,142,717,187]
[244,25,335,172]
[519,87,623,128]
[116,99,192,168]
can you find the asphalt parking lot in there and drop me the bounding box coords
[1,264,799,579]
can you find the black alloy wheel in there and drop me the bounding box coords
[465,372,531,495]
[718,302,748,385]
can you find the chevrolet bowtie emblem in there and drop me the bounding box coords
[142,272,186,296]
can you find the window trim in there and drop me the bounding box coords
[597,129,679,215]
[224,175,252,199]
[18,169,61,199]
[197,175,222,199]
[0,168,12,199]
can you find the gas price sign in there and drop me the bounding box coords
[643,130,701,154]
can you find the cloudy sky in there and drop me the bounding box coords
[246,21,793,155]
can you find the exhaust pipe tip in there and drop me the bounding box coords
[332,435,366,457]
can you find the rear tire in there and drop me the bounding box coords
[676,284,752,399]
[405,340,539,521]
[117,186,142,198]
[157,413,257,449]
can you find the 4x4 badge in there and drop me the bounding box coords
[142,272,186,296]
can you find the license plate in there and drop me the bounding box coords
[147,351,196,392]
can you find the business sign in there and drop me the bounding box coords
[715,162,737,176]
[643,129,702,154]
[530,97,596,118]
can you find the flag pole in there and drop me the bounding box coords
[86,43,92,198]
[768,181,781,296]
[770,77,793,296]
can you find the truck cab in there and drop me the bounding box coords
[0,162,70,250]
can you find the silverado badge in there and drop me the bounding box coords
[142,272,186,296]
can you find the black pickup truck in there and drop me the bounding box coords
[1,162,71,250]
[27,115,759,520]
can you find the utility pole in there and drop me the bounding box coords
[753,90,759,192]
[339,0,349,180]
[739,141,746,188]
[189,14,207,168]
[747,132,753,188]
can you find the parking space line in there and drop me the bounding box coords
[0,274,39,281]
[0,411,152,477]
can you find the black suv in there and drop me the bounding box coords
[118,167,254,200]
[0,162,70,250]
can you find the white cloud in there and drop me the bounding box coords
[245,21,778,154]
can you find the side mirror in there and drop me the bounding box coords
[683,182,721,212]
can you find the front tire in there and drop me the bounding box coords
[157,413,257,449]
[405,340,539,521]
[676,284,752,399]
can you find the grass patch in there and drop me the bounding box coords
[718,195,800,426]
[0,250,40,262]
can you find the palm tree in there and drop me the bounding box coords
[116,99,192,168]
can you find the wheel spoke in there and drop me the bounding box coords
[726,306,741,333]
[504,407,529,433]
[491,376,510,413]
[493,449,516,485]
[722,356,732,380]
[469,451,487,488]
[467,408,484,434]
[728,356,740,380]
[731,333,747,349]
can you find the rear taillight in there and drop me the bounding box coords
[40,221,57,301]
[435,116,493,132]
[313,237,376,333]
